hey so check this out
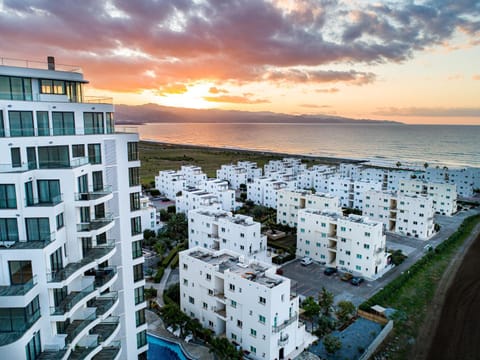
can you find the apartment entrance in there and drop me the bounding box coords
[279,347,285,359]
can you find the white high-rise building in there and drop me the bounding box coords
[155,170,186,200]
[364,190,435,240]
[188,209,269,262]
[277,189,341,228]
[296,210,390,279]
[0,58,147,359]
[398,179,457,216]
[179,247,313,360]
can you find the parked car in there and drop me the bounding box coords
[301,257,313,266]
[340,272,353,282]
[324,267,337,276]
[351,277,364,286]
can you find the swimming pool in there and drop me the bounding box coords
[147,334,194,360]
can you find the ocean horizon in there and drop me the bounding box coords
[123,122,480,168]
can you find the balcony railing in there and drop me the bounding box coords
[75,186,112,201]
[0,56,81,72]
[77,213,115,232]
[92,267,117,288]
[278,333,289,346]
[68,337,99,360]
[92,316,120,343]
[92,341,121,360]
[25,194,63,207]
[0,275,38,297]
[64,311,97,345]
[0,309,41,346]
[50,283,95,316]
[272,312,298,333]
[91,292,119,317]
[0,232,56,250]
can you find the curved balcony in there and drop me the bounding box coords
[0,275,37,298]
[92,341,121,360]
[63,309,100,347]
[75,186,113,206]
[0,307,41,346]
[272,312,298,333]
[90,292,119,318]
[91,267,117,292]
[77,214,115,236]
[47,240,116,285]
[50,282,96,317]
[0,232,56,250]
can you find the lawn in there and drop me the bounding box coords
[138,140,339,187]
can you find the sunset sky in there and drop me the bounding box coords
[1,0,479,124]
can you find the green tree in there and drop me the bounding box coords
[318,287,334,317]
[424,162,429,169]
[209,337,242,360]
[396,161,402,168]
[335,300,356,326]
[302,296,320,331]
[314,315,336,337]
[323,334,342,354]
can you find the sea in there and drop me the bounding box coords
[127,123,480,168]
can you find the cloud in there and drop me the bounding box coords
[375,107,480,117]
[473,75,480,80]
[0,0,478,93]
[203,95,270,104]
[299,104,331,108]
[316,88,339,93]
[157,83,189,96]
[209,87,229,94]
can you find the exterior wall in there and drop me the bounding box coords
[140,195,161,232]
[175,189,222,214]
[179,248,311,360]
[204,179,237,211]
[180,165,207,188]
[0,62,146,359]
[425,167,480,197]
[247,177,292,209]
[155,170,186,200]
[296,210,389,279]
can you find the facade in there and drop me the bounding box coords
[217,161,262,189]
[176,188,222,214]
[139,195,161,233]
[296,210,390,279]
[0,58,147,359]
[277,189,341,228]
[399,179,457,216]
[204,179,238,211]
[154,170,186,200]
[237,161,263,182]
[188,209,269,262]
[326,176,382,209]
[180,247,312,360]
[264,158,307,176]
[247,177,292,209]
[180,165,207,188]
[425,167,480,198]
[364,191,435,240]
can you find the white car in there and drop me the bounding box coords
[301,257,313,266]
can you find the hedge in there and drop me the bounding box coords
[170,253,180,269]
[272,252,296,264]
[153,267,164,283]
[359,214,480,311]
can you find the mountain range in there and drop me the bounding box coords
[114,103,403,125]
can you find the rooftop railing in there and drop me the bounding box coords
[0,56,82,72]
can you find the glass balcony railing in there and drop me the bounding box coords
[92,341,121,360]
[0,56,81,72]
[77,213,115,232]
[75,186,112,201]
[0,232,55,250]
[91,316,120,343]
[0,275,38,297]
[64,311,97,345]
[0,309,41,346]
[50,283,95,316]
[25,194,63,207]
[92,267,117,289]
[91,292,119,317]
[68,338,99,360]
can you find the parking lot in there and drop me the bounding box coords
[281,207,480,307]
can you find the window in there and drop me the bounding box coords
[0,184,16,209]
[0,296,40,334]
[231,300,237,308]
[11,147,21,168]
[132,240,143,259]
[250,346,256,354]
[206,273,211,281]
[40,79,65,94]
[38,145,70,168]
[0,76,32,100]
[229,283,235,291]
[25,331,41,360]
[189,296,195,304]
[9,111,34,136]
[25,218,51,241]
[36,111,49,136]
[8,260,32,284]
[133,264,144,282]
[129,167,140,186]
[130,192,141,211]
[106,112,114,133]
[250,328,257,337]
[50,247,63,272]
[345,250,351,256]
[259,296,266,305]
[134,286,145,305]
[92,171,103,191]
[56,213,64,230]
[356,265,362,270]
[37,179,61,204]
[128,142,139,161]
[356,254,362,259]
[88,143,102,164]
[84,112,104,134]
[131,216,142,235]
[136,308,146,327]
[72,144,85,158]
[259,315,266,324]
[203,302,208,309]
[52,112,75,135]
[136,330,147,348]
[340,226,346,231]
[0,110,4,137]
[364,232,371,237]
[363,244,370,249]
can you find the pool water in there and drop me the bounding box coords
[147,334,191,360]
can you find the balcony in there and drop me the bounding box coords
[92,267,117,289]
[0,308,41,346]
[91,317,120,344]
[75,186,113,202]
[0,275,37,297]
[68,337,99,360]
[25,194,63,207]
[272,312,298,333]
[214,307,227,320]
[0,232,56,250]
[63,310,98,345]
[92,341,121,360]
[77,213,115,233]
[50,283,96,316]
[278,333,289,346]
[90,293,119,317]
[48,240,115,283]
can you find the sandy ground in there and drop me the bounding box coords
[413,221,480,360]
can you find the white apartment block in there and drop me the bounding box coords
[297,165,336,191]
[277,189,341,228]
[217,161,262,189]
[237,161,263,182]
[188,209,269,262]
[139,195,161,233]
[247,177,293,209]
[399,179,457,216]
[425,167,479,198]
[264,158,307,176]
[155,170,186,200]
[180,247,312,360]
[0,58,147,359]
[176,188,222,214]
[364,191,435,240]
[180,165,207,188]
[326,176,382,209]
[296,210,390,279]
[204,179,239,211]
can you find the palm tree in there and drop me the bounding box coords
[423,162,429,169]
[396,161,402,168]
[302,296,320,331]
[318,287,334,317]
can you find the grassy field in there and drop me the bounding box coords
[364,214,480,359]
[138,140,338,187]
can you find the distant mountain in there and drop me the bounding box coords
[114,103,403,125]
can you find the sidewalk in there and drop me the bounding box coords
[145,266,172,307]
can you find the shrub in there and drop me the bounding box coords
[170,254,180,269]
[153,267,164,283]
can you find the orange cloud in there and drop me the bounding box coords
[157,83,189,96]
[204,95,270,104]
[209,87,229,94]
[473,74,480,80]
[316,88,339,93]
